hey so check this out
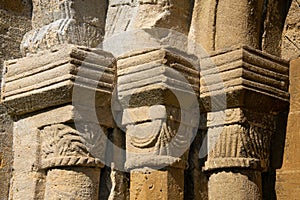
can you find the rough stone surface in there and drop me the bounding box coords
[276,58,300,199]
[44,168,100,200]
[130,168,184,200]
[21,0,107,55]
[281,0,300,60]
[0,1,299,200]
[208,171,262,200]
[0,1,31,200]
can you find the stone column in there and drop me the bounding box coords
[117,47,200,200]
[1,45,116,199]
[189,0,291,54]
[200,46,289,199]
[189,0,264,51]
[276,58,300,199]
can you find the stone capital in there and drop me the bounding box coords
[117,47,200,170]
[200,46,289,172]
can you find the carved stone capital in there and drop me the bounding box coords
[203,108,276,172]
[123,106,197,170]
[117,47,200,170]
[199,46,289,172]
[40,123,107,169]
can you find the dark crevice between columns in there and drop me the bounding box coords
[212,0,219,51]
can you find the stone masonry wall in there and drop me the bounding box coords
[0,1,31,199]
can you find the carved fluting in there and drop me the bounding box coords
[204,108,275,171]
[21,0,107,55]
[40,124,107,169]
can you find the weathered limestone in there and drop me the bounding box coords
[0,1,32,199]
[281,0,300,60]
[44,167,100,200]
[130,168,184,200]
[200,46,289,199]
[105,0,192,38]
[1,45,116,199]
[0,0,299,199]
[261,0,292,56]
[189,0,291,55]
[21,0,107,55]
[117,47,199,200]
[276,58,300,199]
[190,0,264,51]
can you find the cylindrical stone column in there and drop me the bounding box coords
[44,167,101,200]
[208,171,262,200]
[190,0,264,51]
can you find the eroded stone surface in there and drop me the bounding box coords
[21,0,107,55]
[0,1,299,200]
[130,168,184,200]
[276,58,300,199]
[0,1,32,199]
[281,1,300,60]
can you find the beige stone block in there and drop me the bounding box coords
[281,112,300,170]
[289,58,300,112]
[130,168,184,200]
[10,172,46,200]
[105,0,191,38]
[276,170,300,200]
[215,0,264,50]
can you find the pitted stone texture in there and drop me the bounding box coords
[105,0,191,38]
[208,171,262,200]
[189,0,264,51]
[276,58,300,199]
[189,0,291,55]
[21,0,107,55]
[130,168,184,200]
[0,105,13,200]
[44,167,100,200]
[0,4,31,79]
[9,120,46,200]
[261,0,292,57]
[281,1,300,60]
